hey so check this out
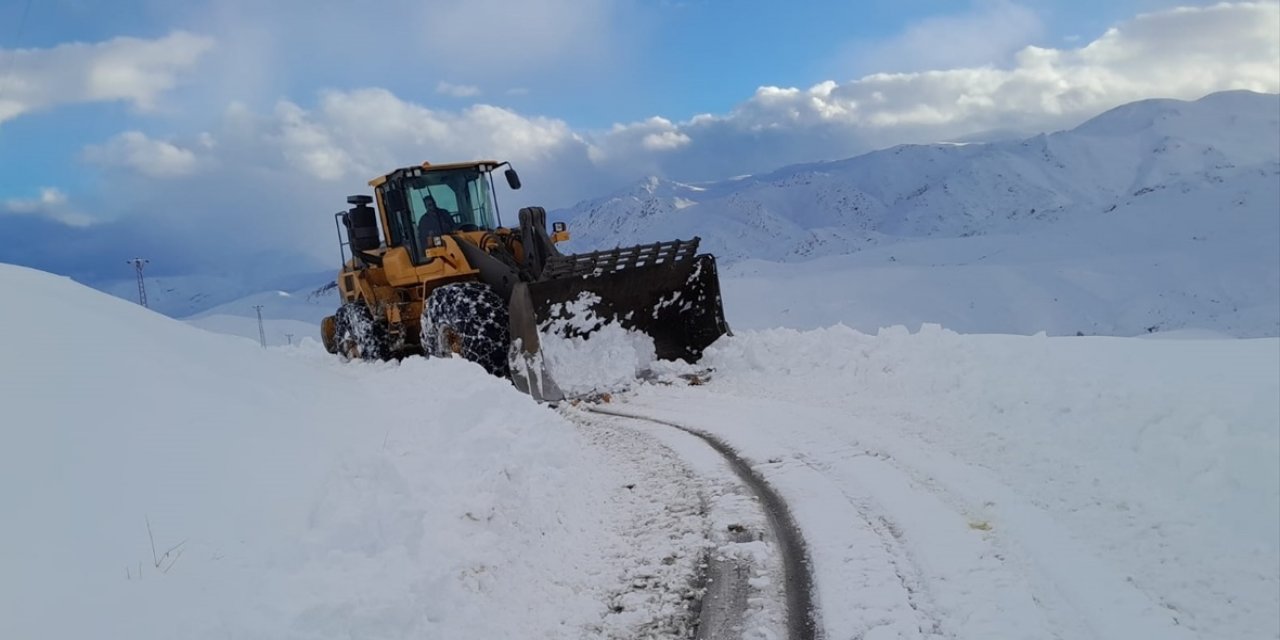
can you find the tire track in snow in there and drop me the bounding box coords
[619,388,1200,640]
[584,404,821,640]
[571,417,712,638]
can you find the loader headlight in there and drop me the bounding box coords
[552,221,567,233]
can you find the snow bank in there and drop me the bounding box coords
[185,313,321,347]
[0,264,622,639]
[535,292,657,397]
[685,324,1279,639]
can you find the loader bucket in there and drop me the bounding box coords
[508,239,729,402]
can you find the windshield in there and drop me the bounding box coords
[403,169,497,240]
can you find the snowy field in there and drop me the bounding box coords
[3,261,1277,639]
[0,265,707,639]
[614,325,1280,639]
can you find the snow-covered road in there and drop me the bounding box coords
[567,325,1278,640]
[577,406,809,640]
[588,391,1195,639]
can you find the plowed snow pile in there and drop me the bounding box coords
[522,291,659,398]
[0,264,657,639]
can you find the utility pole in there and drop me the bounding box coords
[253,305,266,348]
[126,258,149,308]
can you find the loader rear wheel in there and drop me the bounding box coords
[422,282,510,377]
[333,302,389,361]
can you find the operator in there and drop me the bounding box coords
[418,194,455,247]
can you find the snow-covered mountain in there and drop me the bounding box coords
[182,280,338,347]
[720,163,1279,337]
[96,269,334,319]
[186,91,1279,341]
[558,90,1280,263]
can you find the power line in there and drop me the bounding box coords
[126,258,149,308]
[253,305,266,348]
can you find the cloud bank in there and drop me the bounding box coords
[142,1,1276,197]
[0,31,214,124]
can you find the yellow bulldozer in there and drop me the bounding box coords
[320,160,729,401]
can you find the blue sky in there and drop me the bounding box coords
[1,0,1276,288]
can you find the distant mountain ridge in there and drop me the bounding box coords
[556,90,1280,263]
[96,269,335,318]
[134,91,1278,339]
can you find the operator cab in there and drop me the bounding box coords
[368,161,521,264]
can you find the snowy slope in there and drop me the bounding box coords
[183,281,336,346]
[0,264,701,639]
[614,324,1280,639]
[720,163,1280,337]
[95,269,334,319]
[545,90,1280,337]
[559,91,1279,262]
[3,262,1277,639]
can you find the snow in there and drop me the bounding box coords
[534,292,657,397]
[562,91,1279,265]
[555,90,1279,338]
[4,260,1277,639]
[0,263,713,639]
[175,92,1277,345]
[4,91,1278,640]
[96,270,335,319]
[182,283,336,346]
[576,410,789,639]
[624,323,1280,639]
[185,313,322,347]
[717,163,1280,337]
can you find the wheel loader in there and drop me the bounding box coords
[320,160,729,401]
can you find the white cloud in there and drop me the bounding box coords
[0,31,215,124]
[590,1,1280,180]
[82,131,201,178]
[260,89,587,187]
[2,188,93,227]
[643,130,692,151]
[85,3,1279,206]
[272,101,355,181]
[436,82,481,98]
[60,2,1280,269]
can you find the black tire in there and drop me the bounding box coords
[333,302,389,361]
[421,282,510,377]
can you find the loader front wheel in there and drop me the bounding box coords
[333,302,389,361]
[422,282,511,377]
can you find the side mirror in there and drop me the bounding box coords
[504,168,522,190]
